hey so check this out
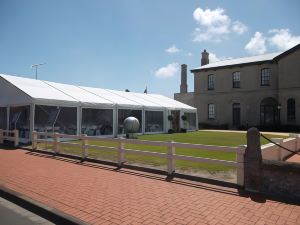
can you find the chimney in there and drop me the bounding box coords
[201,49,209,66]
[180,64,187,94]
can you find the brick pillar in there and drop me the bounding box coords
[180,64,187,94]
[244,127,263,192]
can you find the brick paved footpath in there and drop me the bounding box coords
[0,149,299,225]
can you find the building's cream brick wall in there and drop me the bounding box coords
[174,92,194,107]
[278,49,300,125]
[175,46,300,128]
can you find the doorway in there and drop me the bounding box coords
[260,97,279,126]
[232,103,241,128]
[171,110,180,132]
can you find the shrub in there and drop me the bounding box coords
[180,128,187,133]
[181,115,187,121]
[168,129,174,134]
[168,115,173,121]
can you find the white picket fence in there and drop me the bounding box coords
[32,131,246,186]
[262,134,300,161]
[0,129,19,147]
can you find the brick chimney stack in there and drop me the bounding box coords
[201,49,209,66]
[180,64,188,94]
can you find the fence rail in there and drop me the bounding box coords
[32,131,245,186]
[0,129,19,147]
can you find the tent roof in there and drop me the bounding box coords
[0,74,195,111]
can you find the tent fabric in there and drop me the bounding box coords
[43,81,114,107]
[0,74,196,111]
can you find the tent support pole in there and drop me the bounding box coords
[77,106,81,136]
[113,107,118,138]
[142,108,145,135]
[6,106,9,131]
[29,104,35,142]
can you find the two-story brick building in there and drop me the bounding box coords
[174,44,300,129]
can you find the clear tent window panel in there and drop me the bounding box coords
[9,106,30,138]
[35,105,77,135]
[118,109,142,134]
[81,108,113,136]
[0,107,7,129]
[184,112,197,130]
[0,107,7,130]
[145,111,164,132]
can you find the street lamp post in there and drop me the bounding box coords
[31,63,46,80]
[277,104,281,126]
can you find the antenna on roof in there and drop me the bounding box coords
[31,63,46,80]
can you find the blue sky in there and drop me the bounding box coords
[1,0,300,97]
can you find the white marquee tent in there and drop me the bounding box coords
[0,74,197,143]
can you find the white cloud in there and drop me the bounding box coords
[165,44,181,53]
[209,52,232,63]
[193,7,230,27]
[245,32,267,55]
[155,63,179,79]
[232,21,248,35]
[268,29,300,51]
[209,53,220,63]
[185,52,193,57]
[192,7,247,42]
[192,7,230,42]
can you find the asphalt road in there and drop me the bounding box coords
[0,197,54,225]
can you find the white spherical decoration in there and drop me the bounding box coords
[124,117,140,133]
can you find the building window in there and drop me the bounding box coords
[208,104,215,120]
[287,98,296,121]
[261,68,271,86]
[208,74,214,90]
[232,72,240,88]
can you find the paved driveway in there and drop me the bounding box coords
[0,149,299,225]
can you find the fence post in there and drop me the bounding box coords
[81,134,88,160]
[0,129,3,145]
[236,149,245,187]
[244,127,263,192]
[53,133,60,154]
[167,141,175,175]
[32,131,38,150]
[118,138,125,166]
[13,130,19,147]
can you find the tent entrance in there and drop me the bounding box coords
[171,110,180,132]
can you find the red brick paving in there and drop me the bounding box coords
[0,149,299,225]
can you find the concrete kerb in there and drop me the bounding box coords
[0,186,89,225]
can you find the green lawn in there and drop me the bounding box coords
[38,131,286,172]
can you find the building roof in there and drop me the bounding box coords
[191,52,281,72]
[191,43,300,73]
[0,74,196,111]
